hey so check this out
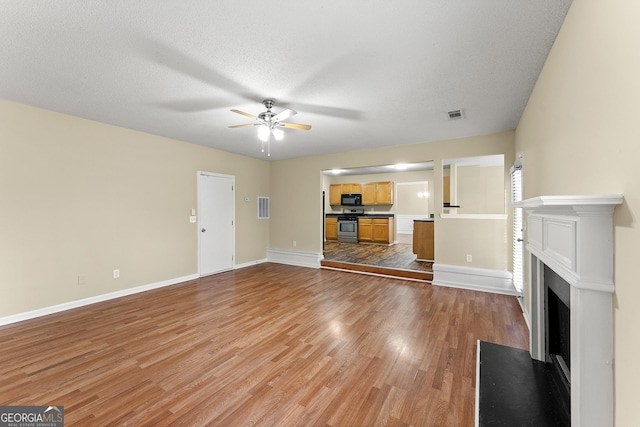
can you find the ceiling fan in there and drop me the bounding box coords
[229,99,312,156]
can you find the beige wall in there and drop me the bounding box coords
[515,0,640,422]
[271,131,515,271]
[0,100,270,317]
[395,182,430,216]
[456,165,505,214]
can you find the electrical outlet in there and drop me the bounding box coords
[466,254,472,263]
[293,241,297,247]
[77,275,86,286]
[113,269,120,279]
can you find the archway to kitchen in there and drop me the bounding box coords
[321,163,435,281]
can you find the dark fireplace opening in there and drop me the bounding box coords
[544,265,571,423]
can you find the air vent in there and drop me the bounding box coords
[257,196,270,219]
[447,109,464,120]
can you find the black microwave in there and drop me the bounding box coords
[341,193,362,206]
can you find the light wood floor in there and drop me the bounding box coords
[0,263,528,426]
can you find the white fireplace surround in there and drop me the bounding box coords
[513,194,623,427]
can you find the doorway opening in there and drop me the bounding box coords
[321,165,435,280]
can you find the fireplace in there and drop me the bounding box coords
[545,265,571,420]
[515,194,622,427]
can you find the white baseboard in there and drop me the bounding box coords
[0,273,199,327]
[432,263,516,295]
[234,258,268,270]
[266,248,323,268]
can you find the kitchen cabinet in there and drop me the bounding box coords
[329,184,342,205]
[358,218,373,242]
[329,183,363,205]
[342,183,362,194]
[358,217,394,244]
[325,217,338,241]
[362,181,394,205]
[413,220,434,261]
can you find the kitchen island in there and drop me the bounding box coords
[413,218,434,261]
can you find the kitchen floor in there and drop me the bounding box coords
[323,234,433,272]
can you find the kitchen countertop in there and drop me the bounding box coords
[325,213,394,218]
[414,218,434,222]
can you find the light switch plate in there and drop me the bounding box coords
[190,216,197,223]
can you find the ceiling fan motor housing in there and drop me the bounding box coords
[258,99,276,124]
[258,111,274,123]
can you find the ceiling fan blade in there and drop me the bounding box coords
[272,108,297,123]
[230,109,257,120]
[228,123,256,128]
[280,101,364,120]
[279,122,312,131]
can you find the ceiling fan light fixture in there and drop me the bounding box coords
[272,128,284,141]
[230,99,311,156]
[258,125,270,142]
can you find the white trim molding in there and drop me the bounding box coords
[439,213,508,220]
[519,194,622,427]
[432,263,515,295]
[234,258,268,269]
[266,248,323,268]
[0,273,199,327]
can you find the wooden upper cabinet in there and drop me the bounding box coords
[342,183,362,194]
[329,183,364,205]
[362,181,394,205]
[329,184,342,205]
[374,181,393,205]
[362,183,376,205]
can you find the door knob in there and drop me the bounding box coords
[516,238,523,242]
[201,228,206,232]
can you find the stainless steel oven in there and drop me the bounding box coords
[338,216,358,243]
[337,216,358,243]
[337,209,363,243]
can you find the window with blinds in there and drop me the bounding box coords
[257,196,270,219]
[511,156,524,293]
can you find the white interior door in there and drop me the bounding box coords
[198,172,234,276]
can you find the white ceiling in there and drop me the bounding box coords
[0,1,572,161]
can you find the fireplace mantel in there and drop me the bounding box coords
[515,194,622,427]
